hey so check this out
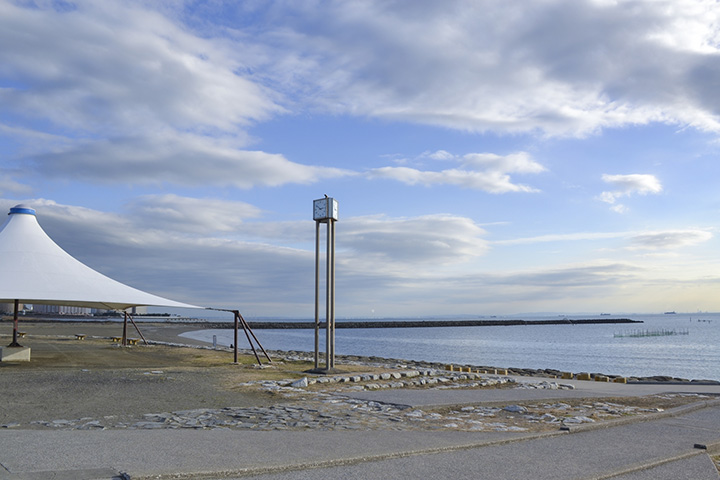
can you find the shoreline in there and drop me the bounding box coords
[3,320,717,384]
[255,348,720,385]
[179,338,720,385]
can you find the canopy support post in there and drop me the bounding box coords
[239,311,261,365]
[128,311,148,345]
[121,311,147,346]
[233,312,239,363]
[122,311,128,346]
[8,299,22,347]
[232,310,270,366]
[208,308,269,366]
[238,312,271,363]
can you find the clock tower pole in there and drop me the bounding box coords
[312,196,339,372]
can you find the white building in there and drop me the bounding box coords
[32,304,92,315]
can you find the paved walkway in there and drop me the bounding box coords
[347,373,720,407]
[1,379,719,479]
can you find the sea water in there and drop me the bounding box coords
[181,313,720,381]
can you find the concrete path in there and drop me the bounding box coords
[237,404,720,480]
[1,380,719,479]
[345,373,720,408]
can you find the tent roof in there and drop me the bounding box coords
[0,205,203,311]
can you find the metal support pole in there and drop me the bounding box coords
[237,311,261,365]
[238,312,272,363]
[128,312,149,345]
[325,219,332,369]
[233,312,239,364]
[122,311,128,346]
[8,299,21,347]
[330,219,336,368]
[314,220,320,370]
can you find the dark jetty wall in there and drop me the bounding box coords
[243,318,642,329]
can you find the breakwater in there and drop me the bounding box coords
[243,318,642,329]
[4,316,642,330]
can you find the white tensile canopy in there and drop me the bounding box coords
[0,204,270,364]
[0,204,202,311]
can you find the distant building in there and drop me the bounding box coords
[0,302,24,314]
[1,303,147,316]
[32,304,92,315]
[88,306,147,315]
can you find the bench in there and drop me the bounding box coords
[127,338,139,345]
[111,337,123,343]
[75,334,86,340]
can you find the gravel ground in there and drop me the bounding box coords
[0,321,709,432]
[0,365,277,425]
[0,321,293,425]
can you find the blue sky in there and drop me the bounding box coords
[2,0,720,317]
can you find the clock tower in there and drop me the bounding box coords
[311,196,338,372]
[313,196,338,222]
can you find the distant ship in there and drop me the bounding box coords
[664,311,677,314]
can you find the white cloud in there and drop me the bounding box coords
[3,1,720,193]
[350,260,649,315]
[239,0,720,136]
[369,151,544,193]
[29,132,351,187]
[340,214,490,269]
[628,230,713,250]
[0,1,281,135]
[0,123,73,149]
[601,174,663,196]
[494,231,628,246]
[127,195,262,233]
[0,175,32,196]
[0,1,351,189]
[425,150,454,161]
[496,227,713,252]
[462,152,546,174]
[599,173,663,212]
[369,167,539,193]
[610,204,628,214]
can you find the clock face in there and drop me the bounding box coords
[314,197,338,220]
[313,198,327,220]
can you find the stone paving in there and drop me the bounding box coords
[2,365,706,434]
